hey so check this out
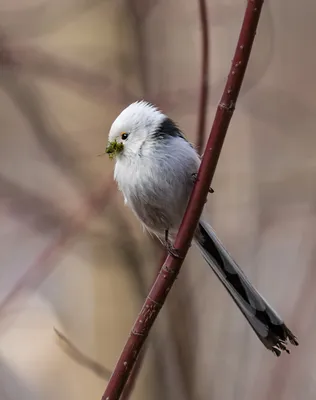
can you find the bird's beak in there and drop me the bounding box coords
[105,140,124,159]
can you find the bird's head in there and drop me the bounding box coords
[105,101,166,159]
[105,101,167,158]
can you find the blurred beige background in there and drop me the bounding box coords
[0,0,315,399]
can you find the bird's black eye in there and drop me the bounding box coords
[121,132,129,140]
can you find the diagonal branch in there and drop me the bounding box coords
[101,1,264,399]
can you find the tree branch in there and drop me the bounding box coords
[196,0,209,153]
[101,1,264,399]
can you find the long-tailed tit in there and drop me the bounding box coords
[105,100,298,356]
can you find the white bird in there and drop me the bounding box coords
[105,100,298,356]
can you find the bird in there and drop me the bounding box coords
[105,100,298,356]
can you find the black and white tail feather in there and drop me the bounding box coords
[195,220,298,356]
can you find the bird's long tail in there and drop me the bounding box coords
[195,220,298,356]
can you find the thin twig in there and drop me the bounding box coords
[196,0,209,153]
[54,328,112,380]
[101,2,264,399]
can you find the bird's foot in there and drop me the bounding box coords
[165,241,185,260]
[164,230,185,259]
[191,173,214,193]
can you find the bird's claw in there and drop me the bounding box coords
[165,241,185,259]
[164,230,185,259]
[191,173,214,193]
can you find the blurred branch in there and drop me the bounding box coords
[1,76,95,193]
[0,181,114,324]
[0,37,111,196]
[0,32,137,327]
[0,36,120,325]
[1,43,135,104]
[0,0,104,38]
[196,0,209,153]
[101,1,264,399]
[127,1,149,95]
[54,328,112,380]
[0,173,66,233]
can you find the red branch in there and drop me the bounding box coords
[119,346,146,400]
[119,248,166,400]
[196,0,209,153]
[101,1,264,399]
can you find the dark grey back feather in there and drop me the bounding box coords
[153,117,191,144]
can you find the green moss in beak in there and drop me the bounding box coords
[105,140,124,159]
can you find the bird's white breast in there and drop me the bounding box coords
[114,137,200,234]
